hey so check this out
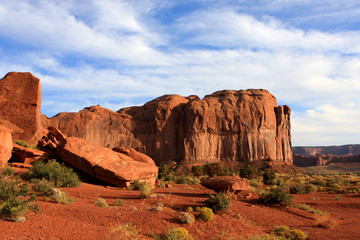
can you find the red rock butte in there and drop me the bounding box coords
[0,72,293,166]
[42,86,293,166]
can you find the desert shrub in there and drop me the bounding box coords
[14,140,38,149]
[273,226,307,240]
[205,193,231,212]
[196,207,214,222]
[293,203,325,216]
[203,162,225,177]
[180,212,195,224]
[129,179,143,190]
[25,159,80,187]
[31,179,55,196]
[114,199,125,206]
[305,184,317,193]
[315,214,338,229]
[260,187,293,205]
[273,225,290,237]
[48,188,75,204]
[0,175,38,221]
[175,175,200,185]
[191,165,204,177]
[329,184,344,194]
[263,168,276,185]
[167,227,193,240]
[95,197,109,207]
[310,178,326,187]
[139,182,152,198]
[286,229,308,240]
[1,167,15,177]
[345,186,360,193]
[289,182,306,194]
[107,222,142,240]
[239,164,260,179]
[250,178,263,187]
[186,206,193,212]
[158,163,176,181]
[250,235,283,240]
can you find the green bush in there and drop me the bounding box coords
[1,167,15,177]
[48,188,76,204]
[175,175,200,185]
[0,176,39,220]
[31,179,55,196]
[205,193,231,212]
[196,207,214,222]
[203,162,225,177]
[191,165,204,177]
[239,164,260,179]
[158,163,176,181]
[273,225,290,237]
[263,168,276,185]
[289,182,306,194]
[14,140,38,149]
[260,187,293,205]
[26,159,81,187]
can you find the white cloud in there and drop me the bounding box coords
[292,104,360,146]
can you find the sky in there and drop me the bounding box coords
[0,0,359,146]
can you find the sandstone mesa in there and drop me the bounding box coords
[0,72,294,186]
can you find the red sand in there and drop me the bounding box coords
[1,182,359,240]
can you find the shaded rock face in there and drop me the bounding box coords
[57,137,158,187]
[44,89,293,165]
[0,72,42,144]
[0,125,13,168]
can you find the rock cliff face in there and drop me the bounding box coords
[44,89,293,165]
[0,72,42,144]
[0,125,13,168]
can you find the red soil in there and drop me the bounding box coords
[1,182,359,240]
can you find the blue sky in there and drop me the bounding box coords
[0,0,359,146]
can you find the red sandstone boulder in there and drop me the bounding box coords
[0,72,42,144]
[0,125,13,168]
[57,137,158,187]
[201,176,250,192]
[11,144,47,164]
[112,147,154,164]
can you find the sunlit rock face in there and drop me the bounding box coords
[0,72,42,144]
[44,89,293,165]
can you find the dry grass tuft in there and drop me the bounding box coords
[315,214,339,229]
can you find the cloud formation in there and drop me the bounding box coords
[0,0,359,146]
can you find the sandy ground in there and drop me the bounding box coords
[1,182,359,240]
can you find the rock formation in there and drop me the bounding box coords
[57,137,158,187]
[0,125,13,168]
[44,89,293,165]
[293,153,360,167]
[293,145,360,156]
[0,72,42,144]
[201,176,250,192]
